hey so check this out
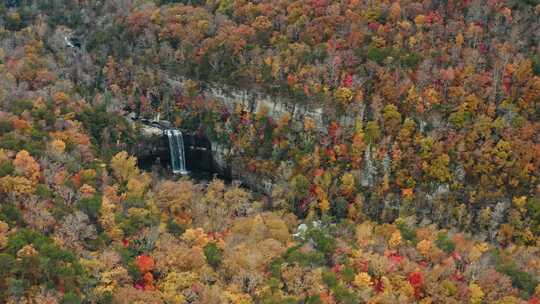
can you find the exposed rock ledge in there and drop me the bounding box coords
[162,75,355,130]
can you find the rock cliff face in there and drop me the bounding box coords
[139,76,447,200]
[135,121,276,194]
[165,75,327,128]
[137,76,364,195]
[135,121,225,177]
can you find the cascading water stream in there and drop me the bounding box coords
[166,129,188,175]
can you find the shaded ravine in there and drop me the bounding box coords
[132,118,281,197]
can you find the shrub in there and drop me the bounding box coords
[305,295,322,304]
[366,46,391,64]
[9,99,33,116]
[35,184,53,199]
[322,269,338,288]
[62,292,82,304]
[76,195,102,222]
[435,232,455,253]
[396,220,417,243]
[158,0,204,4]
[0,162,14,177]
[166,218,186,236]
[365,121,381,142]
[30,128,48,142]
[0,253,15,298]
[0,203,24,227]
[0,134,23,151]
[304,226,336,259]
[401,52,422,68]
[0,120,14,135]
[203,242,223,268]
[366,46,384,63]
[285,245,326,267]
[341,265,356,283]
[269,258,284,278]
[123,198,146,209]
[119,209,158,237]
[532,55,540,76]
[526,199,540,235]
[332,284,359,304]
[498,263,538,297]
[331,197,349,219]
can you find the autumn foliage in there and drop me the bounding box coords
[1,0,540,303]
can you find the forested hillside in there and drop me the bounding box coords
[0,0,540,303]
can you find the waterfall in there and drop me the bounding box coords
[166,129,188,175]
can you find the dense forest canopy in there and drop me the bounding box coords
[0,0,540,303]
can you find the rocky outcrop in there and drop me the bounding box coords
[136,75,362,194]
[164,75,327,129]
[135,120,224,176]
[135,120,276,194]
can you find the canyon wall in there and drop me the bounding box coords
[165,75,330,128]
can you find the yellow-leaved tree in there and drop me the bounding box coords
[110,151,139,183]
[0,175,36,195]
